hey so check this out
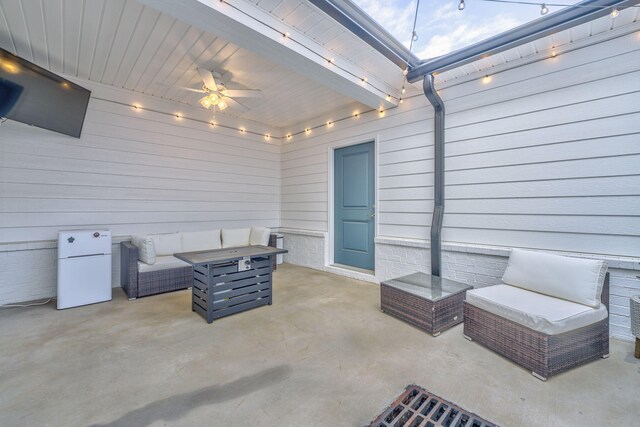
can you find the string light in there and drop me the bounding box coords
[540,3,549,15]
[401,87,406,94]
[403,68,409,76]
[353,112,359,118]
[327,121,333,126]
[482,75,492,84]
[458,0,466,10]
[265,134,271,140]
[610,7,619,18]
[287,134,292,139]
[175,113,182,119]
[133,104,141,110]
[305,128,311,133]
[386,94,391,101]
[412,31,418,42]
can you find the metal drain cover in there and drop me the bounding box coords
[368,385,498,427]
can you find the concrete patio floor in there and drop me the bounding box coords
[1,263,638,426]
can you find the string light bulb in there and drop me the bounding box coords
[353,112,359,118]
[287,134,292,139]
[540,4,549,15]
[610,8,619,18]
[305,128,311,133]
[386,94,391,101]
[402,68,408,76]
[401,87,406,94]
[458,0,465,11]
[327,121,333,127]
[412,31,418,42]
[265,134,271,140]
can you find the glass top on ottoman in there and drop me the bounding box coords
[381,272,473,302]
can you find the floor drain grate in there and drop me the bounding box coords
[368,385,498,427]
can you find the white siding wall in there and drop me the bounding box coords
[0,78,280,304]
[281,30,640,256]
[280,30,640,340]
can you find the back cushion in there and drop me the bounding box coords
[502,248,607,308]
[181,230,221,252]
[249,226,271,246]
[131,235,156,265]
[221,228,251,248]
[148,233,182,256]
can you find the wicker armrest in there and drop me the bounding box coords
[120,241,139,299]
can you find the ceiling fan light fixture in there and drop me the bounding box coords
[218,101,228,111]
[200,96,213,109]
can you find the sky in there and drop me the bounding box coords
[352,0,578,59]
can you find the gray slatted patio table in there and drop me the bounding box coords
[175,245,288,323]
[381,272,472,336]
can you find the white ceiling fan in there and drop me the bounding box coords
[176,68,263,113]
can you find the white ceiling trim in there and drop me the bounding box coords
[138,0,397,109]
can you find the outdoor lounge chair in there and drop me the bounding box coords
[463,249,609,381]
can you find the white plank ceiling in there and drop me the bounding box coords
[0,0,405,129]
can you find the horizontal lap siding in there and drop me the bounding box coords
[282,96,433,233]
[440,32,640,256]
[282,29,640,257]
[0,98,280,242]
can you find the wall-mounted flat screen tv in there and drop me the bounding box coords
[0,48,91,138]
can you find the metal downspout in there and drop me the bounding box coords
[423,74,445,277]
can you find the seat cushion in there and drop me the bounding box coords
[502,248,607,308]
[148,233,182,256]
[131,235,156,265]
[466,284,608,335]
[181,229,221,252]
[249,226,270,246]
[221,228,251,248]
[138,256,191,273]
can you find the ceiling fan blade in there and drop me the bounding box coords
[180,86,207,93]
[223,89,263,98]
[198,68,217,90]
[223,97,249,113]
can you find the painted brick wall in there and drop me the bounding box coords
[279,229,325,271]
[0,242,122,305]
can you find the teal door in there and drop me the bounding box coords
[334,141,375,270]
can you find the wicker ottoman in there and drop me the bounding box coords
[631,295,640,358]
[381,272,472,336]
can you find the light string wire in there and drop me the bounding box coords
[218,0,401,101]
[475,0,639,7]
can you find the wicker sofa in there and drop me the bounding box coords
[463,249,609,381]
[120,227,275,300]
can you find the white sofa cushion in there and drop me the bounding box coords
[182,229,221,252]
[148,233,182,256]
[502,249,607,308]
[249,226,270,246]
[221,228,251,248]
[131,235,156,265]
[138,256,191,273]
[466,284,608,335]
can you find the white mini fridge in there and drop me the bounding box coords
[57,230,112,310]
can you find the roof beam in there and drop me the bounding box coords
[407,0,640,82]
[139,0,395,109]
[307,0,420,70]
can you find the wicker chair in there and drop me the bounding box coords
[463,249,609,381]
